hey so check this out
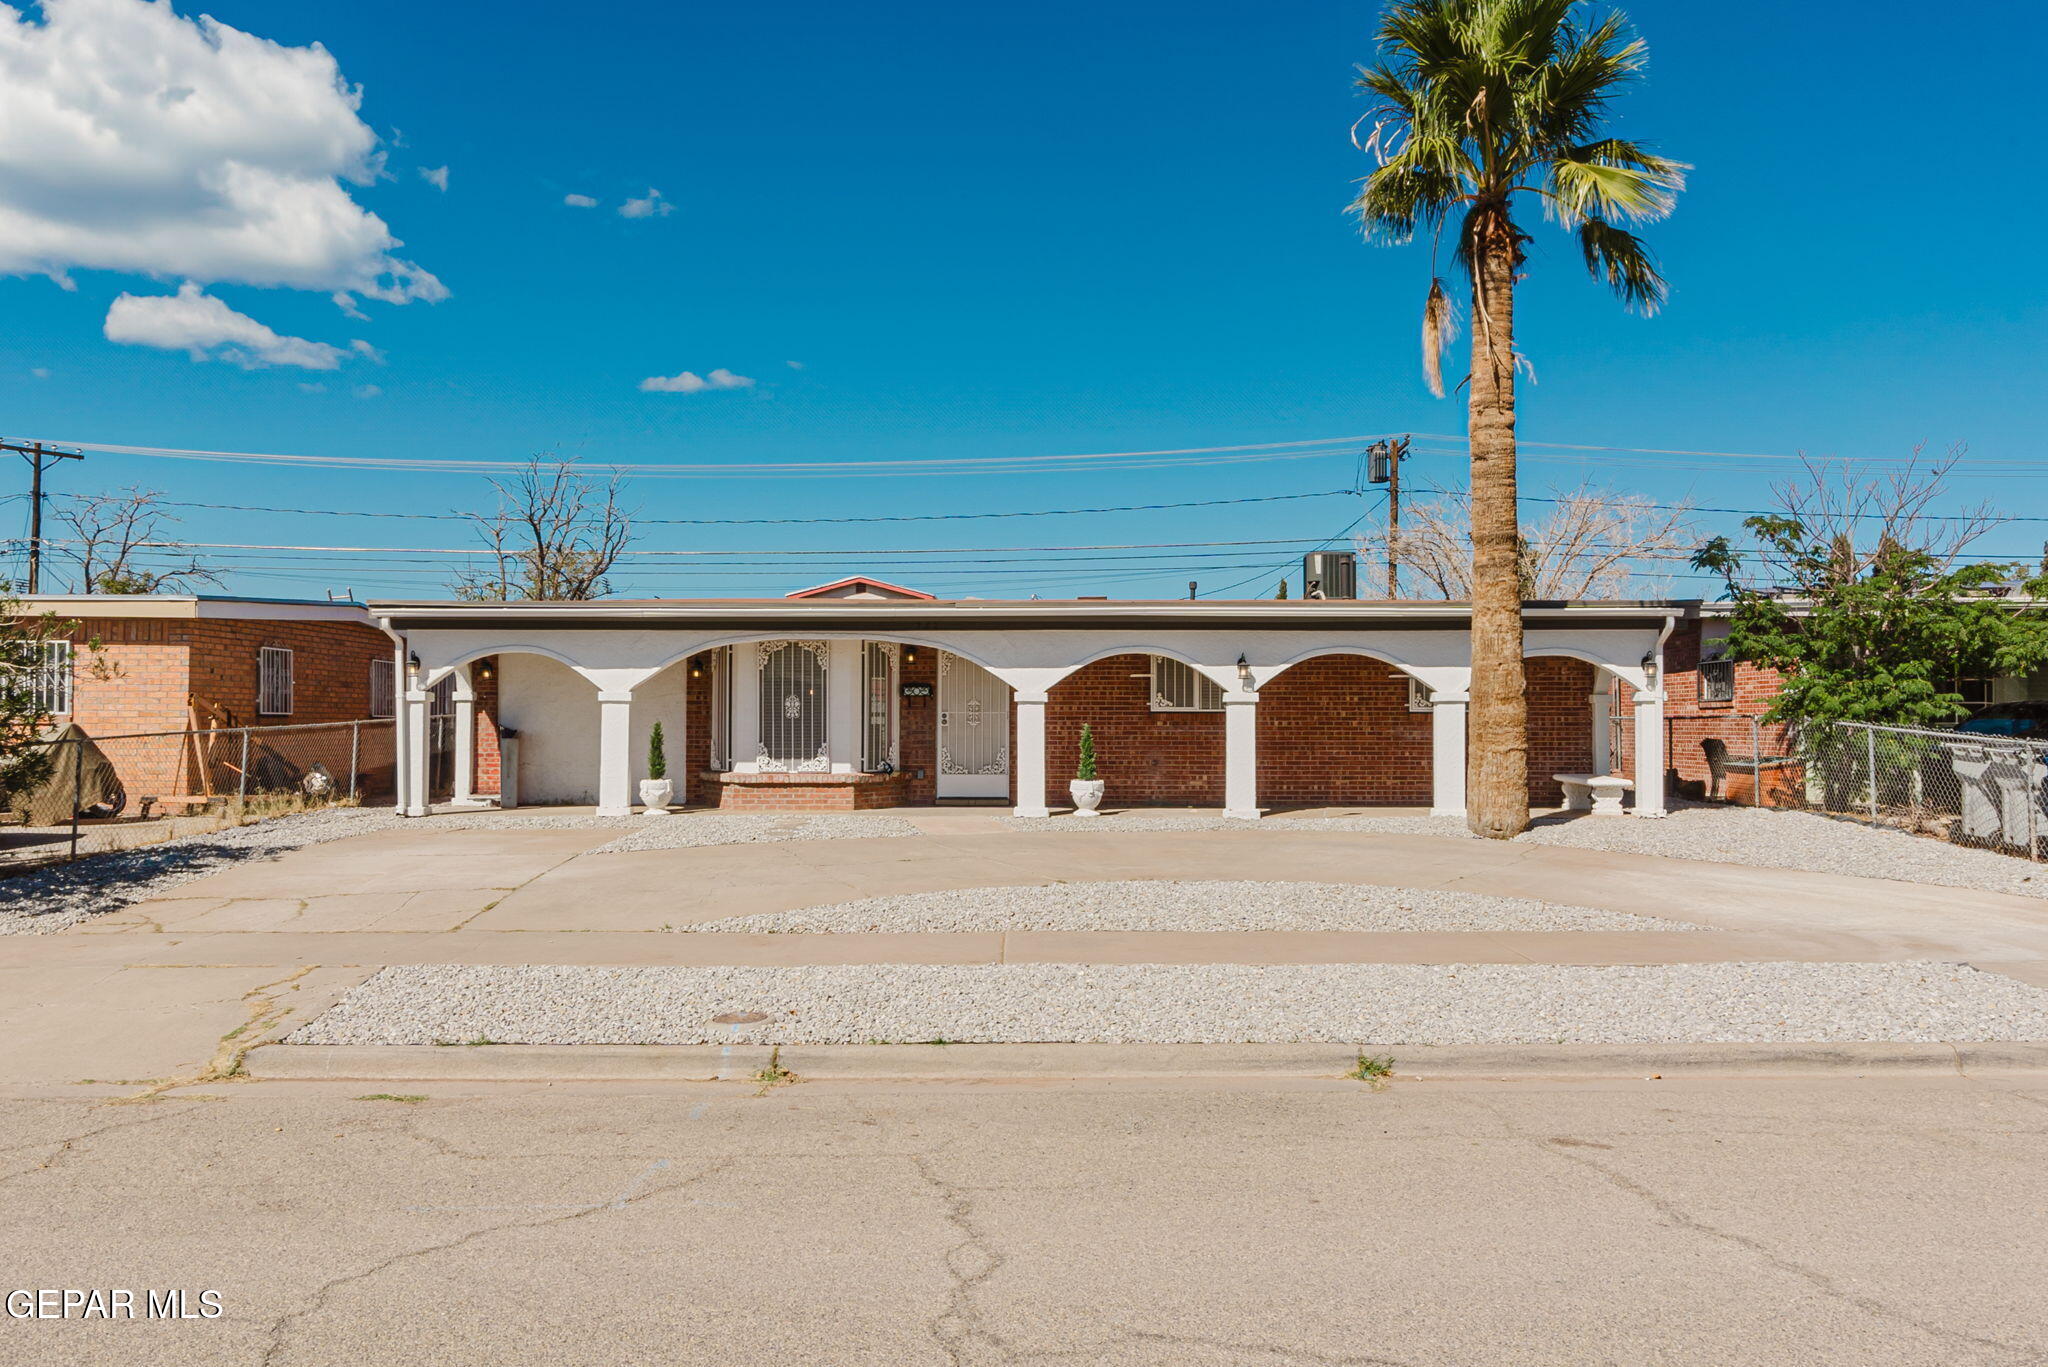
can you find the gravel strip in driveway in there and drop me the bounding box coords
[286,960,2048,1046]
[1004,805,2048,900]
[591,814,922,854]
[689,879,1703,934]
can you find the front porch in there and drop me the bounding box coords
[374,598,1677,822]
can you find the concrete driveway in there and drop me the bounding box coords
[7,809,2048,1088]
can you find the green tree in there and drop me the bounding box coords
[647,721,667,780]
[1694,452,2048,807]
[0,588,86,807]
[1350,0,1685,836]
[1075,723,1098,781]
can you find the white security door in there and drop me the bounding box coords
[937,652,1010,798]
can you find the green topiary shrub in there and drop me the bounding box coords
[1075,722,1097,781]
[647,721,667,780]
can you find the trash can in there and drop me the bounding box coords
[497,728,521,810]
[1942,741,2042,849]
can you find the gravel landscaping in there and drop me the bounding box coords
[689,879,1703,934]
[1004,804,2048,900]
[286,960,2048,1046]
[0,806,921,934]
[591,814,922,854]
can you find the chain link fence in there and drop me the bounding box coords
[1796,720,2048,859]
[0,719,395,869]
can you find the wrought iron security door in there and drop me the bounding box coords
[937,652,1009,797]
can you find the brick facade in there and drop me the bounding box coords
[1042,654,1226,807]
[1256,655,1432,806]
[1615,619,1797,803]
[21,607,394,806]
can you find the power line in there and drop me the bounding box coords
[45,487,1360,525]
[14,433,1389,479]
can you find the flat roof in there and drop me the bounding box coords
[17,594,373,624]
[370,596,1694,632]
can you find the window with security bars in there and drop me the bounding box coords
[1406,677,1434,712]
[861,641,897,771]
[1699,658,1736,704]
[1149,656,1223,712]
[368,659,396,718]
[15,640,72,716]
[758,641,828,770]
[258,646,294,716]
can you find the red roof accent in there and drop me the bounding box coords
[784,576,937,600]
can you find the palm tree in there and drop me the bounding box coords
[1350,0,1683,838]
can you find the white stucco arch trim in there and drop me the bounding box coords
[1254,645,1453,691]
[1522,644,1648,691]
[420,643,590,691]
[1029,643,1238,695]
[624,630,1012,693]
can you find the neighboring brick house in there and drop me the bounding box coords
[16,595,395,806]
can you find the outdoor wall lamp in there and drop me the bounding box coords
[903,646,919,666]
[1640,650,1659,685]
[406,651,421,681]
[1236,654,1253,688]
[688,656,705,680]
[475,658,496,683]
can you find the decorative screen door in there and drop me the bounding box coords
[937,652,1010,797]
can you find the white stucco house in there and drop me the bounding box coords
[368,580,1676,821]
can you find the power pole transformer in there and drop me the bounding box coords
[2,439,85,593]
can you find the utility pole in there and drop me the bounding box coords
[2,439,85,593]
[1366,435,1412,598]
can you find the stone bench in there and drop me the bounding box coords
[1554,773,1634,817]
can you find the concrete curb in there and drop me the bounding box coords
[243,1040,2048,1083]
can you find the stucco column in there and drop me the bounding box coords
[1589,687,1614,775]
[1631,689,1667,818]
[827,639,861,774]
[403,688,431,817]
[1013,693,1050,819]
[596,691,634,816]
[1429,691,1469,818]
[1223,693,1260,819]
[730,643,763,772]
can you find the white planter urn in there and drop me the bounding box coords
[1068,779,1105,817]
[638,778,675,815]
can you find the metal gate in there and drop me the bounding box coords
[425,674,458,800]
[937,652,1009,797]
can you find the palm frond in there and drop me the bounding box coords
[1546,138,1687,224]
[1422,277,1458,397]
[1578,216,1666,314]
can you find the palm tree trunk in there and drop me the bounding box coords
[1464,211,1529,838]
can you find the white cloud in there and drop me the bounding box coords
[353,383,382,398]
[0,0,444,307]
[30,366,51,379]
[638,367,754,394]
[419,165,449,192]
[297,381,325,393]
[563,193,598,208]
[619,188,673,219]
[785,360,804,370]
[104,282,364,369]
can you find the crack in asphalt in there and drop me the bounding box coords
[912,1148,1011,1366]
[0,1103,191,1188]
[1534,1138,2045,1364]
[258,1155,734,1366]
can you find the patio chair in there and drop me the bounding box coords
[1701,736,1799,801]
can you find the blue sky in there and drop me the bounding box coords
[4,0,2045,599]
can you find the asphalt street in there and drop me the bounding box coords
[4,1073,2046,1366]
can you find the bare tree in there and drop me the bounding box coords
[52,488,217,594]
[454,457,633,601]
[1364,483,1700,601]
[1706,444,2000,594]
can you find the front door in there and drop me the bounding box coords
[937,653,1010,798]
